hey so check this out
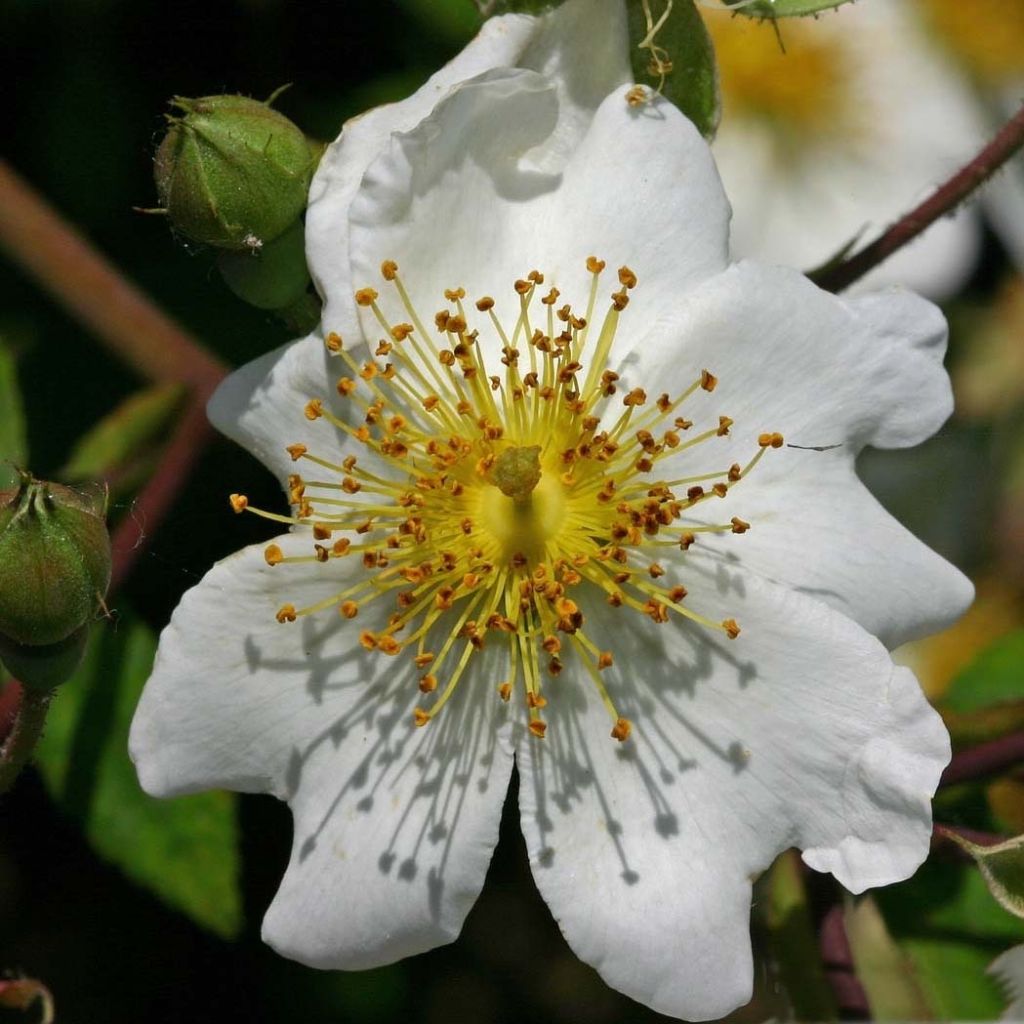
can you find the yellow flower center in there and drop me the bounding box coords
[234,259,782,742]
[917,0,1024,86]
[707,11,853,146]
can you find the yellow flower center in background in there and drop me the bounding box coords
[707,11,852,143]
[233,260,782,741]
[917,0,1024,86]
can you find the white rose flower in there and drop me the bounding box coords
[130,2,973,1018]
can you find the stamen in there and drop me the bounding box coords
[236,258,783,742]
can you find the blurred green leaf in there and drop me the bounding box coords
[722,0,855,16]
[943,701,1024,750]
[757,849,837,1020]
[398,0,481,38]
[902,940,1006,1021]
[845,895,936,1020]
[944,629,1024,713]
[35,611,242,938]
[627,0,720,137]
[61,382,186,497]
[0,338,28,490]
[943,830,1024,920]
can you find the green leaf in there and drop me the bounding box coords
[902,940,1007,1021]
[757,849,837,1020]
[942,830,1024,920]
[722,0,855,17]
[944,629,1024,713]
[34,610,242,938]
[0,337,28,490]
[845,896,937,1021]
[627,0,720,138]
[61,382,186,498]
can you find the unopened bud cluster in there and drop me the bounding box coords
[0,475,111,691]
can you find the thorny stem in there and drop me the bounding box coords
[939,730,1024,788]
[0,689,51,794]
[813,102,1024,293]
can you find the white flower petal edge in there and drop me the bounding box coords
[627,266,973,647]
[306,0,629,343]
[129,531,515,966]
[517,572,949,1021]
[347,77,729,368]
[989,943,1024,1021]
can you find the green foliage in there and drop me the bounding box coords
[757,850,837,1019]
[943,831,1024,920]
[62,382,187,498]
[944,629,1024,713]
[845,896,936,1020]
[34,611,242,938]
[627,0,720,137]
[0,338,27,490]
[722,0,855,17]
[902,940,1006,1021]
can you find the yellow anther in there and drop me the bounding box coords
[355,287,378,306]
[229,493,248,514]
[731,517,751,534]
[722,618,741,639]
[679,531,696,550]
[618,266,638,289]
[275,604,297,623]
[286,444,307,461]
[611,717,632,742]
[700,370,718,392]
[378,635,401,656]
[381,260,398,280]
[333,538,351,556]
[717,416,733,436]
[264,544,284,566]
[359,630,378,650]
[498,682,512,702]
[336,377,356,396]
[304,399,323,421]
[419,674,438,693]
[586,256,606,273]
[413,708,431,727]
[340,601,358,619]
[528,720,548,738]
[598,651,614,669]
[391,323,414,341]
[325,332,343,352]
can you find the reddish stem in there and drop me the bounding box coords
[813,102,1024,293]
[940,731,1024,788]
[0,159,225,392]
[820,904,870,1018]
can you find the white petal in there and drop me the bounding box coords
[348,76,729,369]
[208,332,371,489]
[516,574,948,1020]
[622,263,972,646]
[989,943,1024,1021]
[308,0,630,341]
[130,534,514,966]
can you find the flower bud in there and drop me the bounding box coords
[217,219,312,310]
[154,93,314,251]
[0,475,111,649]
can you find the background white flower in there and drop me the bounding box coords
[705,0,999,298]
[130,4,973,1020]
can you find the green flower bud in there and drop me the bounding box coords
[0,475,111,649]
[217,218,311,310]
[154,92,314,251]
[0,625,89,693]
